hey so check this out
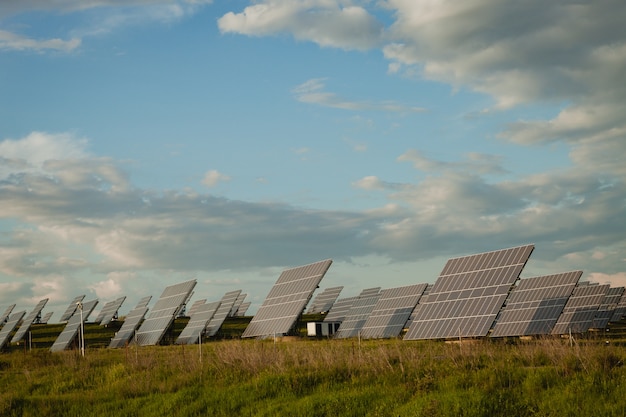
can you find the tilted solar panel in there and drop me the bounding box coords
[592,287,624,329]
[135,279,196,346]
[205,290,241,337]
[242,259,332,338]
[0,304,16,326]
[404,244,534,340]
[490,271,581,337]
[0,311,26,350]
[324,296,358,323]
[59,295,86,322]
[11,298,49,344]
[187,299,207,318]
[235,302,251,317]
[108,306,150,348]
[334,288,382,339]
[95,296,126,325]
[39,311,54,324]
[360,284,428,339]
[552,283,610,334]
[611,291,626,322]
[229,293,247,317]
[307,286,344,314]
[176,301,221,345]
[50,300,98,352]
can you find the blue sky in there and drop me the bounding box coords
[1,0,625,317]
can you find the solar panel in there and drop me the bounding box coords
[611,291,626,322]
[95,296,126,325]
[405,284,433,329]
[50,300,98,352]
[59,295,86,322]
[135,279,196,346]
[489,271,581,337]
[592,286,624,329]
[334,288,382,339]
[323,296,358,323]
[108,305,150,348]
[186,299,207,317]
[0,311,26,350]
[39,311,54,324]
[205,290,242,337]
[242,259,333,338]
[552,283,610,334]
[11,298,49,344]
[176,301,221,345]
[404,244,535,340]
[235,302,251,316]
[360,284,429,339]
[0,304,16,326]
[135,296,152,309]
[229,293,247,317]
[307,286,344,314]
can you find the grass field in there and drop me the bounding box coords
[2,318,626,416]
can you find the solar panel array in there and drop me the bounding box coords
[135,279,196,346]
[205,290,241,337]
[334,288,382,339]
[405,244,534,340]
[1,304,15,326]
[50,300,98,352]
[307,286,344,314]
[0,311,26,350]
[242,259,332,338]
[11,298,49,344]
[176,301,221,344]
[552,283,610,334]
[59,295,86,322]
[95,296,126,325]
[359,284,429,339]
[108,296,152,348]
[489,271,581,337]
[593,287,625,329]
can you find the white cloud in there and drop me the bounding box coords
[0,30,81,52]
[218,0,383,50]
[292,78,426,112]
[201,169,231,187]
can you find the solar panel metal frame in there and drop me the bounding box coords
[489,271,581,337]
[592,287,624,329]
[59,295,86,322]
[552,283,610,334]
[50,299,99,352]
[135,279,197,346]
[404,244,535,340]
[11,298,49,344]
[307,286,344,314]
[95,296,126,325]
[205,290,242,337]
[176,301,221,344]
[0,311,26,350]
[242,259,333,338]
[359,284,429,339]
[334,288,382,339]
[0,304,16,326]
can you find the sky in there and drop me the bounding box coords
[1,0,625,318]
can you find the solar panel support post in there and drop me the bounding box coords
[77,302,85,357]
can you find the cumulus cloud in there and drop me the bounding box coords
[0,30,81,52]
[201,170,231,187]
[218,0,383,50]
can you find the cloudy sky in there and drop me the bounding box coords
[1,0,625,317]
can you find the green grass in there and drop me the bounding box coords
[2,336,626,416]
